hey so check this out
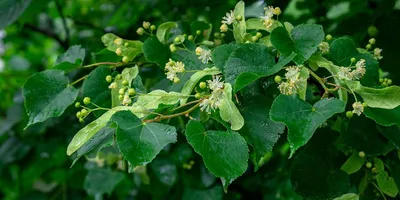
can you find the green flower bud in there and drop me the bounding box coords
[214,32,220,38]
[124,42,129,47]
[362,102,368,108]
[150,25,156,31]
[122,79,129,86]
[326,34,332,41]
[81,109,88,116]
[199,82,207,89]
[106,75,113,83]
[136,27,145,35]
[220,24,228,32]
[252,36,258,42]
[118,95,123,101]
[274,75,282,83]
[183,34,187,39]
[128,88,136,96]
[119,88,125,95]
[195,93,201,99]
[350,57,356,63]
[188,35,194,41]
[169,44,177,52]
[83,97,91,105]
[256,32,262,38]
[75,102,81,108]
[76,111,82,118]
[235,15,243,21]
[115,74,122,80]
[382,82,388,87]
[173,77,180,84]
[368,25,378,37]
[366,44,372,50]
[220,33,225,38]
[387,79,392,85]
[358,151,365,158]
[366,162,372,168]
[379,78,384,83]
[142,21,151,29]
[79,118,84,123]
[346,111,353,119]
[196,30,201,35]
[122,56,129,63]
[369,38,376,45]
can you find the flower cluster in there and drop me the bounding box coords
[261,6,281,29]
[200,76,225,113]
[165,59,185,82]
[195,47,212,64]
[318,42,330,54]
[221,10,235,25]
[337,59,366,81]
[352,101,364,116]
[277,66,302,95]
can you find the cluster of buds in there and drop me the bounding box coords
[379,77,392,87]
[74,97,91,123]
[199,76,225,113]
[136,21,156,36]
[365,38,383,60]
[346,101,367,118]
[165,58,185,83]
[220,9,243,32]
[276,66,302,95]
[261,6,281,29]
[337,58,366,81]
[183,160,195,170]
[195,47,212,64]
[107,74,136,105]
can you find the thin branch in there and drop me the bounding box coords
[55,0,70,46]
[144,102,201,123]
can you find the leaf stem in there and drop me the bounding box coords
[81,62,120,68]
[308,68,329,92]
[172,99,201,112]
[144,102,201,123]
[371,182,387,200]
[70,75,88,86]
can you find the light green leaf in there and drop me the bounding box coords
[53,45,86,71]
[219,83,244,131]
[0,0,32,29]
[374,157,385,171]
[185,120,249,181]
[333,193,359,200]
[133,90,183,112]
[66,106,144,155]
[110,111,177,167]
[284,22,295,33]
[233,1,246,43]
[298,67,309,100]
[245,18,267,30]
[143,36,170,67]
[270,95,345,157]
[111,66,138,107]
[101,33,143,62]
[340,152,365,175]
[377,171,399,197]
[270,24,324,65]
[346,80,400,109]
[180,67,221,105]
[156,22,178,44]
[23,70,79,128]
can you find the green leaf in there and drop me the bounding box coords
[84,167,124,196]
[0,0,32,29]
[245,18,267,31]
[378,125,400,148]
[346,80,400,109]
[23,70,79,128]
[182,185,223,200]
[330,37,379,86]
[270,24,325,65]
[233,1,246,43]
[212,44,239,72]
[340,152,365,175]
[365,106,400,126]
[335,116,394,156]
[132,90,183,114]
[156,22,178,44]
[91,48,121,63]
[66,106,143,156]
[298,67,309,100]
[291,129,350,199]
[219,83,244,131]
[82,66,111,116]
[374,157,385,171]
[110,110,177,167]
[185,120,249,181]
[110,66,139,107]
[52,45,86,71]
[180,67,221,105]
[241,97,285,168]
[71,126,114,164]
[270,95,345,157]
[101,33,143,62]
[223,44,277,93]
[376,171,399,197]
[143,36,170,67]
[333,193,359,200]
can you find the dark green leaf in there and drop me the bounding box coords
[182,185,223,200]
[110,110,177,167]
[53,45,86,71]
[270,95,345,157]
[143,36,170,67]
[84,167,124,196]
[364,106,400,126]
[0,0,32,29]
[270,24,324,65]
[212,44,239,72]
[149,158,178,187]
[185,120,249,181]
[378,125,400,148]
[23,70,79,128]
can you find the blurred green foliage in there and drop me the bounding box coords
[1,0,400,199]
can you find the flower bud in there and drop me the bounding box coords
[256,32,262,38]
[188,35,194,41]
[114,38,123,45]
[326,34,332,41]
[195,93,201,99]
[119,88,125,95]
[369,38,376,45]
[199,82,207,89]
[128,88,136,96]
[122,56,129,63]
[75,102,81,108]
[173,77,180,84]
[274,75,282,83]
[273,7,281,15]
[122,80,129,86]
[196,30,201,35]
[83,97,91,105]
[351,57,356,63]
[358,151,365,158]
[106,75,113,83]
[115,48,122,56]
[235,15,243,21]
[346,111,353,119]
[136,27,145,35]
[150,25,156,31]
[220,24,228,32]
[143,21,151,29]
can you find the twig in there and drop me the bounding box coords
[144,102,201,123]
[70,75,88,86]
